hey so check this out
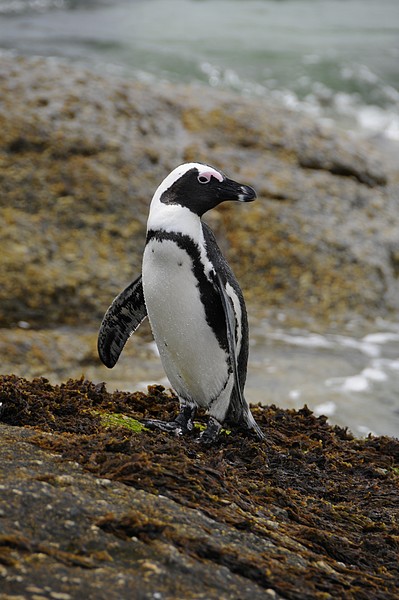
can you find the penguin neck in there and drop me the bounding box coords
[147,198,203,243]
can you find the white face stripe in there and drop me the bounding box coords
[152,163,224,204]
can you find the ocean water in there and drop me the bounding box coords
[247,318,399,438]
[0,0,398,140]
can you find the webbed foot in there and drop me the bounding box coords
[143,401,196,436]
[198,416,222,445]
[142,418,187,436]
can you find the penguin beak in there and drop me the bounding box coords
[237,184,257,203]
[218,178,257,203]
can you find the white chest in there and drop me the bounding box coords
[142,237,229,407]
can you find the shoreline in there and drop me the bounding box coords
[1,314,399,439]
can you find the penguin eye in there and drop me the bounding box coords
[197,173,212,184]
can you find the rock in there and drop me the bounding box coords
[0,55,398,328]
[0,375,398,599]
[0,425,276,600]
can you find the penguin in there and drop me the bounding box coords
[98,163,264,443]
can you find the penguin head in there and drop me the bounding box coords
[155,163,256,217]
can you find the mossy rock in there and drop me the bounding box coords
[0,56,398,329]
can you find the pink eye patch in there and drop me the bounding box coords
[197,169,224,184]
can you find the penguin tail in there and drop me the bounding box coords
[243,408,265,440]
[227,397,265,440]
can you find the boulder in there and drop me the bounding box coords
[1,55,398,328]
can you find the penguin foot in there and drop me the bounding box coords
[198,416,222,445]
[142,418,188,436]
[143,404,196,436]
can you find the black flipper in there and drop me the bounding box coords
[202,220,264,440]
[212,269,264,440]
[98,275,147,368]
[212,269,244,412]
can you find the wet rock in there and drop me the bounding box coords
[0,375,398,599]
[0,55,398,329]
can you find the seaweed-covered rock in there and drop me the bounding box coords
[0,55,398,328]
[0,376,398,599]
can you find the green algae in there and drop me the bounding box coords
[96,411,148,433]
[97,411,230,436]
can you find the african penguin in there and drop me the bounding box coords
[98,163,264,443]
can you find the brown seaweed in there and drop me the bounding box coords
[1,374,398,599]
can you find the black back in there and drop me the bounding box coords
[202,222,249,396]
[199,224,251,428]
